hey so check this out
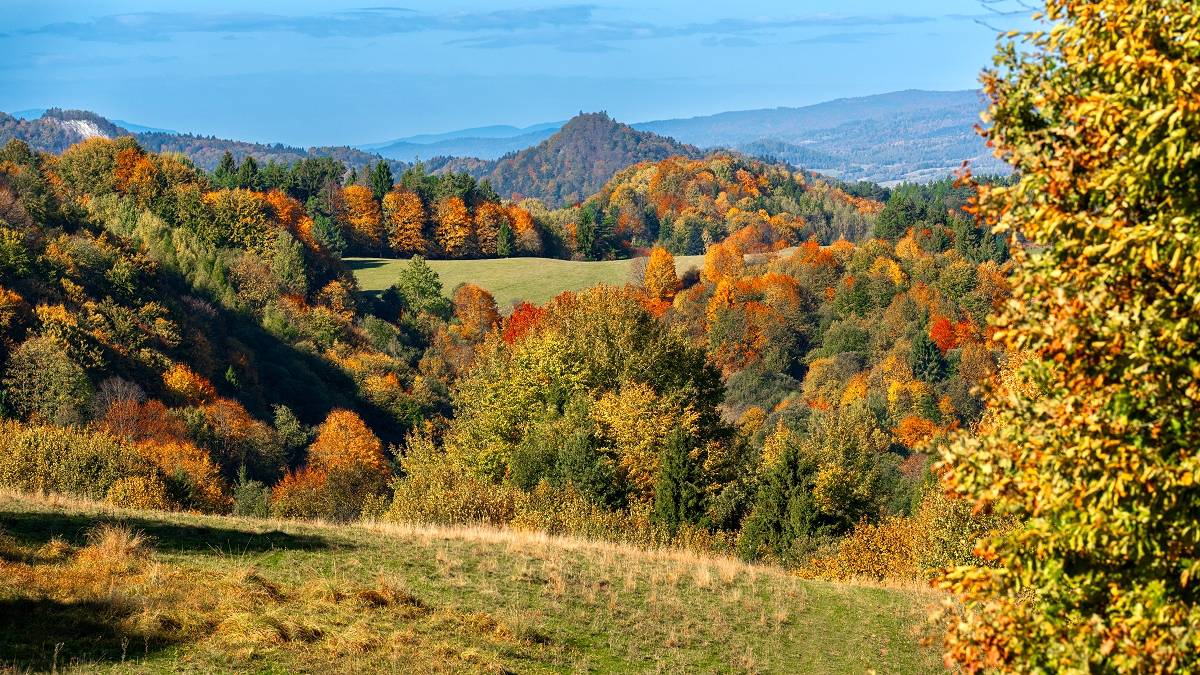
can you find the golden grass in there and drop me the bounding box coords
[0,489,946,673]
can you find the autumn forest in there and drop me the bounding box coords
[2,0,1199,671]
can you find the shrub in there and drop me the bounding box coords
[386,434,522,527]
[105,475,175,511]
[269,467,330,520]
[232,467,271,518]
[0,422,159,501]
[801,516,922,582]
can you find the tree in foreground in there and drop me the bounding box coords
[940,1,1200,670]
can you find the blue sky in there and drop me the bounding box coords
[0,1,1032,146]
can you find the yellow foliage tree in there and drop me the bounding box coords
[434,196,472,258]
[342,184,383,253]
[643,246,680,300]
[382,189,426,255]
[702,240,743,284]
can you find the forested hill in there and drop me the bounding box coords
[0,109,403,174]
[425,113,703,207]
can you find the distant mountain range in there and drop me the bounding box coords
[360,90,1007,184]
[0,89,1007,205]
[0,108,403,174]
[361,121,563,161]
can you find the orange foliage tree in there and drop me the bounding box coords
[502,302,546,345]
[434,196,472,258]
[306,409,389,476]
[929,315,957,353]
[342,184,384,253]
[162,364,217,405]
[382,189,426,255]
[451,284,500,343]
[702,241,744,284]
[473,202,509,257]
[643,246,680,300]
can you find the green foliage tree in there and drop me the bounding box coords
[910,328,946,383]
[496,220,514,258]
[213,151,237,189]
[268,230,308,295]
[235,156,260,190]
[391,255,451,320]
[939,1,1200,670]
[368,161,394,202]
[2,337,93,425]
[652,428,701,536]
[310,213,345,257]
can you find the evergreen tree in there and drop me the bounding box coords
[910,327,946,382]
[575,205,597,259]
[213,151,236,189]
[310,213,345,257]
[369,161,394,202]
[652,429,701,536]
[235,156,260,190]
[496,220,514,257]
[873,193,923,240]
[391,255,451,319]
[260,160,289,191]
[735,441,820,564]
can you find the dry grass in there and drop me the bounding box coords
[0,489,945,673]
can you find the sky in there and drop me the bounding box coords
[0,1,1033,147]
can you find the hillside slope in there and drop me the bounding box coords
[0,490,942,673]
[427,113,703,206]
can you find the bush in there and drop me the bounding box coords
[269,467,329,520]
[105,475,175,511]
[801,516,922,582]
[232,468,271,518]
[0,422,160,501]
[386,434,522,527]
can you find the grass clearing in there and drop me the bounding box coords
[0,490,943,673]
[347,255,708,309]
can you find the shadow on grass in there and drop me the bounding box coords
[0,597,174,671]
[343,257,397,271]
[0,509,342,556]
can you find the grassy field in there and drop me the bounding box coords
[0,491,942,673]
[347,255,708,309]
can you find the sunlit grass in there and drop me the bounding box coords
[347,255,708,309]
[0,490,942,673]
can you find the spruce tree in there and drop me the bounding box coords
[496,221,513,257]
[213,151,236,189]
[910,326,946,382]
[652,429,701,536]
[235,156,259,190]
[369,161,394,202]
